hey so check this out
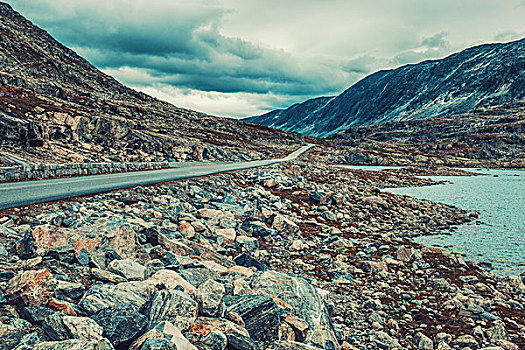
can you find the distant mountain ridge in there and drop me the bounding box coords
[245,38,525,137]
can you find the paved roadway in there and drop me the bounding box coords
[0,144,313,210]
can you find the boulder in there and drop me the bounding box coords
[146,269,197,295]
[235,236,259,252]
[284,315,309,342]
[451,335,479,349]
[42,312,69,341]
[215,228,236,244]
[413,332,434,350]
[90,268,128,283]
[144,259,165,279]
[92,304,148,347]
[62,316,104,342]
[108,258,146,281]
[105,224,142,260]
[0,318,32,350]
[178,222,196,239]
[250,271,340,350]
[157,231,193,255]
[272,215,299,234]
[198,330,227,350]
[197,209,233,220]
[54,281,85,302]
[48,245,76,263]
[396,245,419,263]
[485,324,507,343]
[20,306,52,324]
[78,284,147,315]
[196,279,225,317]
[226,294,280,343]
[5,269,57,307]
[31,225,71,252]
[240,221,274,238]
[270,341,320,350]
[357,261,387,274]
[129,321,197,350]
[33,340,97,350]
[188,316,250,338]
[226,331,259,350]
[141,289,198,330]
[234,253,266,272]
[11,332,45,350]
[138,338,173,350]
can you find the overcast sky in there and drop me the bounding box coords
[9,0,525,118]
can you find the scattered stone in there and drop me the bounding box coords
[20,306,52,324]
[78,284,147,315]
[54,281,85,302]
[196,279,225,317]
[129,321,197,350]
[62,316,104,342]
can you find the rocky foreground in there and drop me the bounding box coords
[0,152,524,350]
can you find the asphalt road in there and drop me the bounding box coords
[0,144,313,211]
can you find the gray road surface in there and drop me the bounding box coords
[0,145,313,210]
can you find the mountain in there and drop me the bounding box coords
[244,96,334,135]
[246,38,525,137]
[0,2,307,165]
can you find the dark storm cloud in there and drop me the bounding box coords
[9,0,348,97]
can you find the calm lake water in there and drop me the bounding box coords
[380,168,524,276]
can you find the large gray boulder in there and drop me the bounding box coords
[141,289,198,330]
[250,271,340,350]
[226,294,280,343]
[92,304,148,347]
[78,284,147,315]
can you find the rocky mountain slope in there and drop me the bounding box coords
[0,2,310,165]
[330,100,525,169]
[246,38,525,137]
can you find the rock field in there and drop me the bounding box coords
[0,150,523,350]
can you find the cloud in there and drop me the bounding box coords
[392,32,452,66]
[341,55,381,75]
[126,81,310,118]
[494,30,525,42]
[9,0,349,100]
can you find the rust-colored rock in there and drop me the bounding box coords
[5,268,57,306]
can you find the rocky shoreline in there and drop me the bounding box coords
[0,151,523,350]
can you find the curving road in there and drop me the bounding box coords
[0,144,313,211]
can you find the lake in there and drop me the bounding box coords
[380,168,524,276]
